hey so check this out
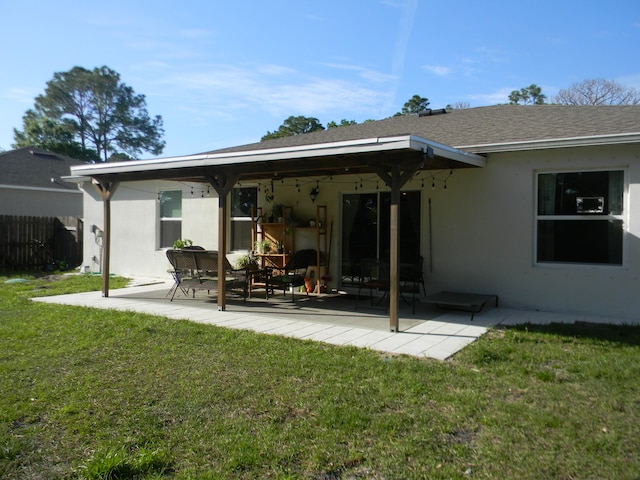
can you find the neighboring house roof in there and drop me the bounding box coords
[0,147,84,190]
[207,104,640,156]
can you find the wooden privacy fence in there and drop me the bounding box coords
[0,216,83,272]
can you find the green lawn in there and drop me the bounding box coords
[1,274,639,479]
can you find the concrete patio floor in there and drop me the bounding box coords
[33,278,632,360]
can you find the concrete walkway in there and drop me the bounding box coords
[32,279,630,360]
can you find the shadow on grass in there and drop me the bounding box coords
[503,321,640,347]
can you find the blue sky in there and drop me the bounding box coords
[1,0,639,158]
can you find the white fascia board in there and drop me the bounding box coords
[61,175,92,184]
[409,136,486,167]
[70,135,484,177]
[458,132,640,154]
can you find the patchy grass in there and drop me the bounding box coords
[1,274,639,478]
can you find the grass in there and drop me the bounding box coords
[1,273,640,478]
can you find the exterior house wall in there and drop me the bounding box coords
[81,180,218,278]
[78,142,640,320]
[0,186,82,216]
[427,143,640,320]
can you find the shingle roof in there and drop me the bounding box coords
[0,147,85,189]
[206,104,640,155]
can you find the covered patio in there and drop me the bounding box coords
[70,134,486,332]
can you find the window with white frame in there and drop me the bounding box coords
[230,186,257,251]
[536,170,624,265]
[159,190,182,248]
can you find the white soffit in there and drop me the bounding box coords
[70,135,486,177]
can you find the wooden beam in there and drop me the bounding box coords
[92,180,119,297]
[206,174,239,310]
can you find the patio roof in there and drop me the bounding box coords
[69,134,485,184]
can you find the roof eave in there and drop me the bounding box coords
[70,135,485,177]
[458,132,640,154]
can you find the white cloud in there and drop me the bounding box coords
[384,0,418,113]
[422,65,451,76]
[153,64,388,121]
[467,87,513,105]
[5,87,36,104]
[319,62,397,84]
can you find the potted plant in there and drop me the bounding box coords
[254,239,272,254]
[172,238,193,249]
[235,253,259,271]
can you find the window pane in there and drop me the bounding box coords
[341,193,378,275]
[230,187,257,251]
[537,219,622,265]
[231,219,252,251]
[160,220,181,248]
[160,191,182,218]
[231,187,257,217]
[538,171,623,216]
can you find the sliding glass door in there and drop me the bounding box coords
[341,191,421,284]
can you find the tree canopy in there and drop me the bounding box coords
[13,66,165,162]
[394,94,430,116]
[553,78,640,105]
[508,84,546,105]
[327,119,357,128]
[261,115,325,141]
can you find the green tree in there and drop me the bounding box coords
[553,78,640,105]
[394,94,430,116]
[261,115,325,141]
[13,109,98,161]
[508,84,546,105]
[13,66,165,162]
[327,119,357,128]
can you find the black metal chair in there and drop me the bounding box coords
[267,249,318,302]
[399,256,426,313]
[354,258,389,311]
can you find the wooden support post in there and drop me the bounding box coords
[372,161,421,332]
[92,180,119,298]
[206,173,239,311]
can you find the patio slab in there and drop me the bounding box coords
[31,279,634,360]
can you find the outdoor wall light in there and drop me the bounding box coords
[309,186,319,202]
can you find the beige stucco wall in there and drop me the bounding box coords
[81,180,218,279]
[426,143,640,320]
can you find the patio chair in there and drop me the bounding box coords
[166,249,250,301]
[267,249,318,302]
[353,258,389,311]
[166,249,200,300]
[399,256,426,314]
[194,250,250,301]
